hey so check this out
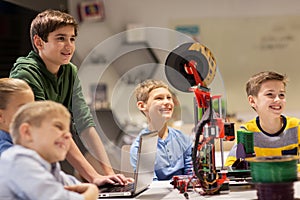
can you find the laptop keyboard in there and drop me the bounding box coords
[99,183,135,193]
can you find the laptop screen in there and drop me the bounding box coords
[134,131,158,193]
[98,130,158,198]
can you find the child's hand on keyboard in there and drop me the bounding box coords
[93,174,134,186]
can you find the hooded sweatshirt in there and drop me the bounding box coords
[10,51,95,135]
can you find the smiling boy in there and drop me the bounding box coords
[225,71,300,167]
[0,101,98,200]
[10,9,130,185]
[130,79,193,180]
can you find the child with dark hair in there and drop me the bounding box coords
[10,9,131,185]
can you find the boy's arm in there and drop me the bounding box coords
[224,144,238,167]
[79,127,115,175]
[66,137,104,183]
[78,128,133,185]
[225,124,250,167]
[8,155,84,200]
[66,139,131,186]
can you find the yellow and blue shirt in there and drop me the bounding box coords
[225,115,300,169]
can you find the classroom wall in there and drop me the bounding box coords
[70,0,300,121]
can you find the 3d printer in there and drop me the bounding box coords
[165,42,236,195]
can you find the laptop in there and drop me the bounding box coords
[98,131,158,198]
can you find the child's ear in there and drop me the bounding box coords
[33,35,44,50]
[248,95,256,107]
[137,101,146,111]
[19,123,33,142]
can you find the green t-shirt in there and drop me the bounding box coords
[10,51,95,135]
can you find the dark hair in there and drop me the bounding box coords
[30,9,78,52]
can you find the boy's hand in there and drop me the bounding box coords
[64,183,97,193]
[92,174,134,186]
[64,183,98,199]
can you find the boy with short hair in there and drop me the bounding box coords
[10,9,130,185]
[130,79,193,180]
[0,78,34,155]
[225,71,300,168]
[0,101,98,200]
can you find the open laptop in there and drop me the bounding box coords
[98,131,158,198]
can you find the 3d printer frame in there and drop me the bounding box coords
[165,42,235,195]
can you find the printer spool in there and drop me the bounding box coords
[247,155,299,200]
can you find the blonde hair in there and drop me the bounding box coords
[135,79,170,103]
[0,78,32,109]
[10,100,70,144]
[246,71,287,97]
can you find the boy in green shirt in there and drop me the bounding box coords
[10,9,131,185]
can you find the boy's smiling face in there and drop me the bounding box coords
[141,87,174,124]
[36,25,76,70]
[26,113,72,163]
[248,80,286,119]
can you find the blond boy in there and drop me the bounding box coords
[0,78,34,155]
[130,79,193,180]
[0,101,98,200]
